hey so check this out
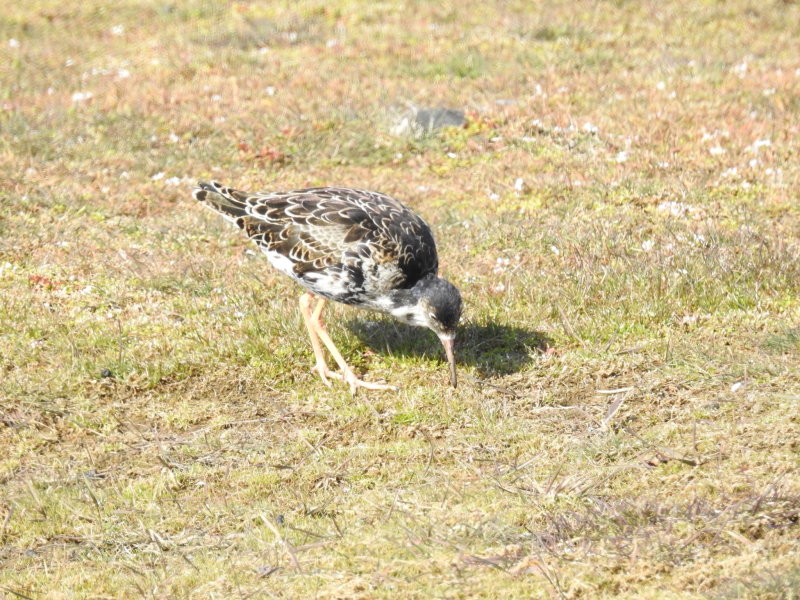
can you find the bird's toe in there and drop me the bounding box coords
[311,363,340,387]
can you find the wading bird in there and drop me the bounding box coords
[193,181,462,393]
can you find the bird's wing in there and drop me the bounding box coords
[240,191,375,275]
[194,183,438,288]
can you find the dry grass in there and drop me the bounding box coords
[2,1,799,598]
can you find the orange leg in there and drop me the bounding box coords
[298,292,334,387]
[298,293,396,394]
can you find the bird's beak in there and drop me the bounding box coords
[439,334,457,388]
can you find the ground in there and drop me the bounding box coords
[1,1,799,598]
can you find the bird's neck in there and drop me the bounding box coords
[369,275,436,319]
[388,287,415,306]
[393,273,438,304]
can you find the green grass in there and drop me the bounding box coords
[2,0,800,598]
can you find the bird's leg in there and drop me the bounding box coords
[307,297,397,394]
[298,292,335,387]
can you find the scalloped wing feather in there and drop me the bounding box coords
[194,182,438,299]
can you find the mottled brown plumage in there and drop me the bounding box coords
[193,180,462,392]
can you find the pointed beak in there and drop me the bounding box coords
[439,334,457,388]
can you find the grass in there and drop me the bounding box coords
[2,0,799,598]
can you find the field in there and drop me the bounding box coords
[2,1,799,598]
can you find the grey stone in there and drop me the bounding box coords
[391,106,466,138]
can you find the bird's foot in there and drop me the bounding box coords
[312,361,335,388]
[343,370,398,395]
[311,364,397,394]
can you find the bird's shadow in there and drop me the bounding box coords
[346,319,552,377]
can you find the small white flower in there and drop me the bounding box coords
[120,171,130,179]
[258,47,269,55]
[151,172,165,181]
[110,25,125,36]
[615,151,628,163]
[71,91,93,102]
[582,122,598,133]
[8,38,20,48]
[165,176,181,186]
[749,158,759,168]
[730,381,743,393]
[731,61,748,77]
[721,167,738,178]
[513,177,525,192]
[741,181,752,189]
[488,192,500,201]
[763,88,776,96]
[709,145,725,156]
[641,240,655,252]
[65,58,75,67]
[447,152,457,159]
[116,68,130,79]
[658,161,670,168]
[493,257,510,274]
[550,245,560,255]
[765,167,775,176]
[492,283,506,293]
[657,201,695,217]
[265,86,276,96]
[211,94,222,102]
[326,39,338,48]
[168,133,179,143]
[233,311,245,319]
[656,80,666,90]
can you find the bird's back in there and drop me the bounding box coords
[194,182,439,307]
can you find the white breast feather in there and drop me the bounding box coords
[262,249,296,278]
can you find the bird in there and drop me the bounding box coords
[192,181,463,393]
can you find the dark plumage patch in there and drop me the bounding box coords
[428,280,462,330]
[410,274,462,331]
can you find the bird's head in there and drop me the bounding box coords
[393,275,463,387]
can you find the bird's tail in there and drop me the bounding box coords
[193,181,250,223]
